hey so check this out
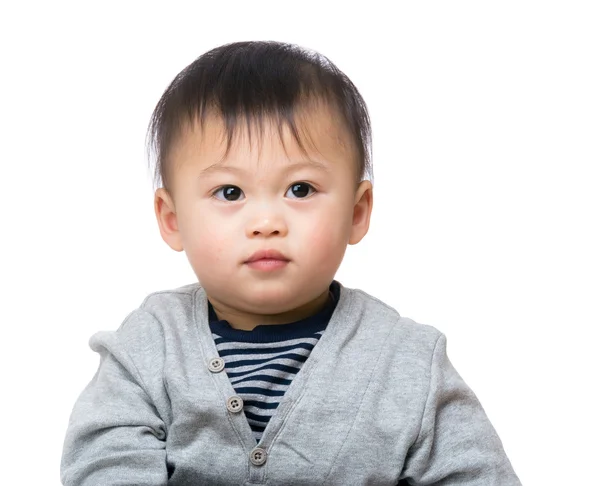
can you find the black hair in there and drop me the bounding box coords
[146,41,372,193]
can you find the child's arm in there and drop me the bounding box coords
[60,312,168,486]
[399,334,521,485]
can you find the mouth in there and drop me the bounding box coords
[244,249,290,271]
[244,249,290,264]
[245,259,290,271]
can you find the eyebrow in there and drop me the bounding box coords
[198,159,331,177]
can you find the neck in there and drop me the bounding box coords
[209,288,331,331]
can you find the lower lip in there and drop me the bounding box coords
[245,259,289,271]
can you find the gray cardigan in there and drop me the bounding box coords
[60,282,521,485]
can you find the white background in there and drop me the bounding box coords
[1,1,598,484]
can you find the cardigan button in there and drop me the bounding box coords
[208,357,225,373]
[226,395,244,413]
[250,447,267,466]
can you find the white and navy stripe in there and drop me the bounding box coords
[212,332,324,441]
[208,281,340,443]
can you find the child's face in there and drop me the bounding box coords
[155,104,372,320]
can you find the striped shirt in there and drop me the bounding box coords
[208,281,340,442]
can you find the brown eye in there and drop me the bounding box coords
[214,185,244,201]
[286,182,316,199]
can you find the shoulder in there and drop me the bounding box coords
[89,281,203,361]
[139,281,202,315]
[341,284,444,357]
[342,284,442,338]
[333,284,447,409]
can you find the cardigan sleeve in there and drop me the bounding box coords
[60,315,168,486]
[398,334,521,485]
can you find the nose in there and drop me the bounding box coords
[245,211,288,238]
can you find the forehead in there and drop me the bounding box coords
[170,102,357,175]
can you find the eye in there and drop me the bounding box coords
[285,182,316,199]
[213,185,245,202]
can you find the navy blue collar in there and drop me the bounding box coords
[208,280,340,343]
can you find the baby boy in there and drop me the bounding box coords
[60,41,521,485]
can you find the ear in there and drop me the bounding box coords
[349,180,373,245]
[154,188,184,252]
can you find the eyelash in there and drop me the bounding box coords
[211,182,317,202]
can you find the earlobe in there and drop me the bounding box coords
[349,180,374,245]
[154,188,184,252]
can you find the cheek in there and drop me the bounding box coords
[182,214,232,266]
[302,206,351,261]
